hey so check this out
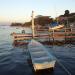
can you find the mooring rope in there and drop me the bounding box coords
[47,48,71,75]
[55,58,72,75]
[48,45,72,75]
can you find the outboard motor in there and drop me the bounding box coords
[22,30,25,34]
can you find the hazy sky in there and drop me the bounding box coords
[0,0,75,24]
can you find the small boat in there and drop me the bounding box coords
[28,40,56,72]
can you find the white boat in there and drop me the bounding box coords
[28,40,56,71]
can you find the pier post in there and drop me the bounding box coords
[48,27,51,42]
[70,27,72,44]
[64,28,67,43]
[52,29,55,44]
[31,11,35,38]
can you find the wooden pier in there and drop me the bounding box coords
[11,28,75,42]
[11,11,75,45]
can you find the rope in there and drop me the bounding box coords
[56,58,72,75]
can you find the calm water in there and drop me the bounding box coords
[0,25,75,75]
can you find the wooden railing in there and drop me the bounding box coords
[11,27,75,41]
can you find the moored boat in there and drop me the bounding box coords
[28,40,56,72]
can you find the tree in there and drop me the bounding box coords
[64,10,70,27]
[34,15,53,26]
[64,10,70,16]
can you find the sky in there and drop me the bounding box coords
[0,0,75,25]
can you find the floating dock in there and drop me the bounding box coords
[28,40,56,71]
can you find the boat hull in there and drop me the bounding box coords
[33,60,56,71]
[28,40,56,71]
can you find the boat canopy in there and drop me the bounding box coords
[50,22,58,27]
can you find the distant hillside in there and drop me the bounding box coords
[11,23,23,26]
[23,15,53,27]
[11,15,53,27]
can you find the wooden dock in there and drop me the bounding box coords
[11,11,75,44]
[11,28,75,42]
